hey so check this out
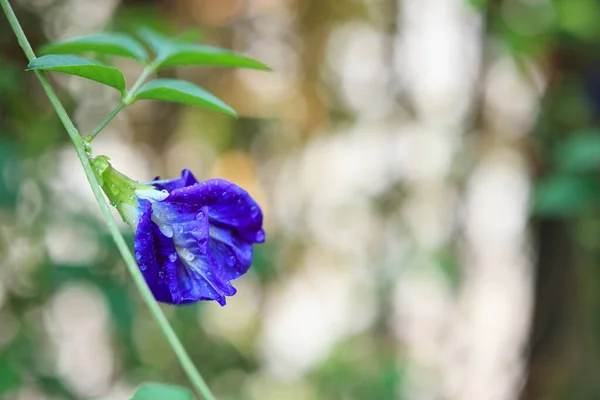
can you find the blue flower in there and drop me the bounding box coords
[95,157,265,306]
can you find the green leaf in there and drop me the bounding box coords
[533,175,600,217]
[132,78,236,116]
[28,54,126,93]
[158,43,269,70]
[555,133,600,172]
[138,28,269,71]
[176,27,204,43]
[39,33,148,62]
[138,28,173,59]
[130,383,193,400]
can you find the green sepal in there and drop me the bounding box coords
[92,155,150,222]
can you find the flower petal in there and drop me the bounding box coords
[151,169,199,192]
[209,223,254,281]
[171,251,235,305]
[134,199,173,303]
[150,201,236,305]
[165,179,265,243]
[134,173,264,305]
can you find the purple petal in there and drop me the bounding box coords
[166,179,265,243]
[149,201,236,305]
[171,251,235,305]
[134,199,173,303]
[209,224,254,281]
[133,174,264,306]
[151,169,199,192]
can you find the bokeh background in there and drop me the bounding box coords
[1,0,600,399]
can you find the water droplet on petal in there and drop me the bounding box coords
[222,191,231,200]
[169,253,177,262]
[197,211,205,220]
[139,264,147,271]
[255,230,265,242]
[178,248,195,262]
[135,251,142,260]
[250,205,259,218]
[177,225,184,233]
[226,256,236,267]
[160,225,174,238]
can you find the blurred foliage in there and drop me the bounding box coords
[130,383,192,400]
[534,133,600,216]
[311,336,401,400]
[3,0,600,399]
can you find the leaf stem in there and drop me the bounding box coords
[124,64,155,104]
[87,62,156,141]
[86,101,125,141]
[0,2,217,399]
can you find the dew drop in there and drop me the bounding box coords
[159,225,174,238]
[255,230,265,242]
[250,205,259,218]
[226,256,236,267]
[139,264,147,271]
[179,248,195,262]
[135,251,142,260]
[197,211,205,220]
[221,191,231,200]
[168,253,177,262]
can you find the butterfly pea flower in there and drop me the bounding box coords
[93,156,265,306]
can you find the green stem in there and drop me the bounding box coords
[124,64,155,104]
[87,101,125,141]
[87,63,156,141]
[0,2,217,399]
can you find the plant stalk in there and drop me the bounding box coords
[87,62,156,141]
[87,101,125,141]
[0,1,216,399]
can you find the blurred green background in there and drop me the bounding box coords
[2,0,600,399]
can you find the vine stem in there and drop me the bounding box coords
[0,1,217,399]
